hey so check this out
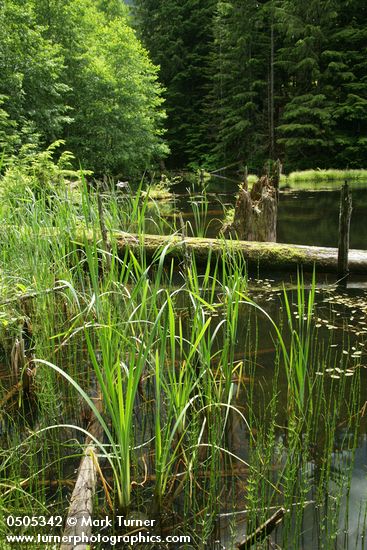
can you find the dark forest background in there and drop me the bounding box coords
[134,0,367,172]
[1,0,366,176]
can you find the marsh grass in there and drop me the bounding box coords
[0,162,364,548]
[284,169,367,185]
[187,183,210,238]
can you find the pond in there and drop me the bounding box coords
[165,180,367,250]
[1,179,367,549]
[218,278,367,549]
[143,179,367,547]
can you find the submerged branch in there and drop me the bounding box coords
[236,507,286,549]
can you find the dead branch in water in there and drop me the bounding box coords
[61,389,104,550]
[236,508,286,549]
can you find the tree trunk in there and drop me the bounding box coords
[109,232,367,274]
[222,175,277,242]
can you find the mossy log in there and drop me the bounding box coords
[110,232,367,274]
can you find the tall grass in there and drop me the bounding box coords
[285,168,367,185]
[187,183,210,238]
[0,160,364,548]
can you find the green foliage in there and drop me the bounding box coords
[206,1,275,170]
[134,0,216,167]
[0,0,168,176]
[0,96,18,151]
[135,0,367,172]
[65,9,168,176]
[0,154,363,546]
[0,0,70,148]
[1,0,367,175]
[285,168,367,184]
[0,141,85,208]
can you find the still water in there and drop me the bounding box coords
[278,188,367,249]
[153,180,367,548]
[164,180,367,250]
[1,181,366,549]
[221,281,367,549]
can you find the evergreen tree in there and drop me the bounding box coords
[206,0,286,171]
[276,0,367,170]
[276,0,338,169]
[134,0,216,167]
[326,0,367,166]
[2,0,367,173]
[208,1,263,169]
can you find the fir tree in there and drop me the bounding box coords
[276,0,338,169]
[134,0,216,167]
[326,0,367,166]
[206,0,283,171]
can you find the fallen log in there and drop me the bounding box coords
[108,232,367,274]
[61,391,103,550]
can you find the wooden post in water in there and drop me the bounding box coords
[337,182,352,278]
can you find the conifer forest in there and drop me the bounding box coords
[0,1,367,549]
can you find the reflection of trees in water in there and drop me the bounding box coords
[172,186,367,248]
[277,190,367,248]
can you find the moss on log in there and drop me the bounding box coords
[110,232,367,274]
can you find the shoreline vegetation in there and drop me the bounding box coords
[233,169,367,188]
[0,153,366,548]
[145,168,367,202]
[282,169,367,185]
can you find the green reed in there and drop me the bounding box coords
[187,183,210,238]
[0,164,364,548]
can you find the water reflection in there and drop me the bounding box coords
[213,281,367,549]
[155,180,367,250]
[278,188,367,249]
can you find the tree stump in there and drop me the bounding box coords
[222,175,278,242]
